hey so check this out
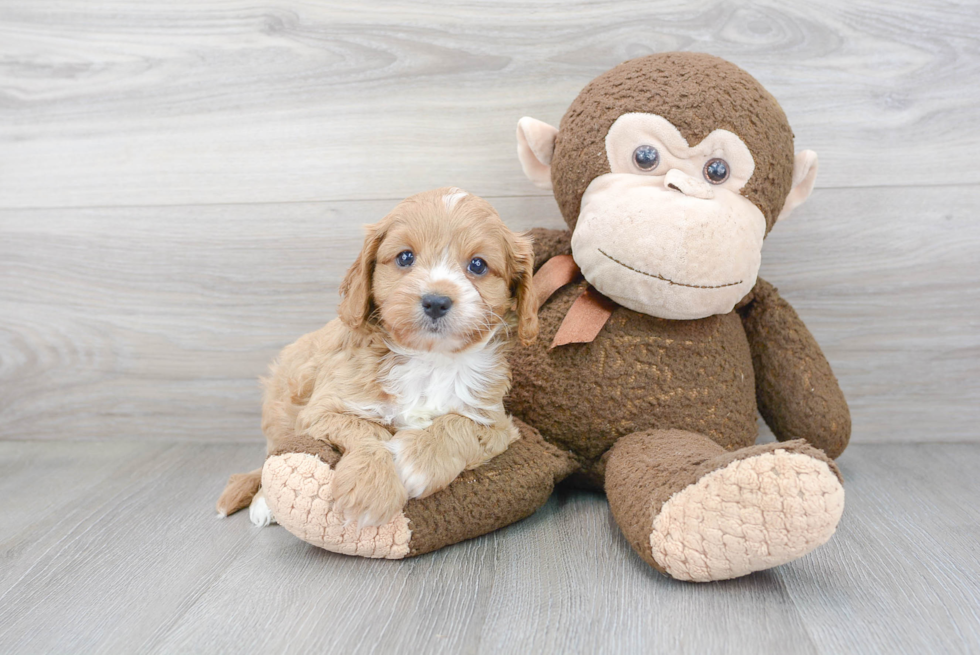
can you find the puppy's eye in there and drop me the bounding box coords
[632,145,660,171]
[395,250,414,267]
[704,158,730,184]
[467,257,488,276]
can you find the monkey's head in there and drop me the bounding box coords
[517,52,818,320]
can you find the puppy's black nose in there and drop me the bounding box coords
[421,294,453,319]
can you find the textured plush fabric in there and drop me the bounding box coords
[604,430,842,575]
[511,232,851,467]
[738,279,851,458]
[404,420,577,556]
[259,419,577,557]
[650,447,844,581]
[269,431,342,466]
[551,52,794,234]
[507,278,761,470]
[263,452,413,559]
[571,169,767,320]
[605,430,728,572]
[528,227,572,273]
[215,432,342,519]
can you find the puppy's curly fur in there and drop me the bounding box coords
[217,188,537,526]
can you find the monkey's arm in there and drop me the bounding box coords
[527,228,572,271]
[737,278,851,459]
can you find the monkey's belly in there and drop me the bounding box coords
[507,283,758,465]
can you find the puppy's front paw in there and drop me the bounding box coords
[331,446,407,527]
[388,430,466,500]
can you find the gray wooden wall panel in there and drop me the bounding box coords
[2,188,977,443]
[1,0,979,209]
[1,2,978,443]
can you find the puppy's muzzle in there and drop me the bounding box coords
[421,294,453,320]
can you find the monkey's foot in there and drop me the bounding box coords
[262,453,411,559]
[650,447,845,582]
[261,420,576,560]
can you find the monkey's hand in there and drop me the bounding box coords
[527,227,572,271]
[738,277,851,459]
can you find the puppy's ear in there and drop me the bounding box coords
[510,232,539,345]
[338,222,384,331]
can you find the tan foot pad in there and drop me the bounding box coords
[261,453,411,559]
[650,449,845,582]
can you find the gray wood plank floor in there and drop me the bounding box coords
[0,441,977,655]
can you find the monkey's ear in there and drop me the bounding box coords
[776,150,819,223]
[517,117,558,190]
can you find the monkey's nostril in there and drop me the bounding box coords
[667,183,682,193]
[421,294,453,320]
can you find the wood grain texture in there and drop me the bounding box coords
[760,186,980,443]
[1,188,977,444]
[0,441,977,654]
[781,444,980,654]
[1,0,979,208]
[0,440,162,592]
[0,196,559,442]
[0,441,265,654]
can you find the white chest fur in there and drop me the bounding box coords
[379,341,508,430]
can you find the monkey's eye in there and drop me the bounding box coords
[396,250,415,267]
[467,257,488,276]
[704,158,730,184]
[632,145,660,171]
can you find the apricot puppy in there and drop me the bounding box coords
[219,188,537,527]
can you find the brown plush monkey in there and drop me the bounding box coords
[508,52,850,580]
[254,53,850,582]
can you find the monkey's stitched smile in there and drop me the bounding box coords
[598,248,742,290]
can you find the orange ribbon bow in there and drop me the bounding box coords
[532,255,616,349]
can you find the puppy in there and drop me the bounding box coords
[217,188,537,528]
